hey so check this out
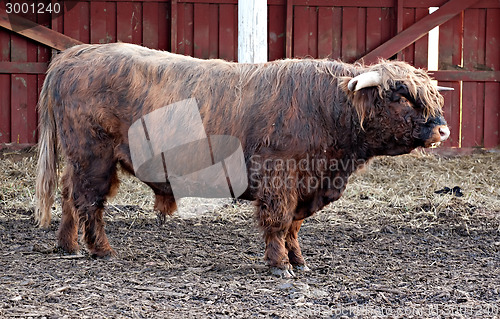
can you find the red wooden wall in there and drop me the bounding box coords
[0,0,499,149]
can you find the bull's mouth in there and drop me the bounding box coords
[424,125,450,147]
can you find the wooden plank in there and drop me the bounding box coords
[361,0,480,64]
[472,0,500,8]
[77,1,90,44]
[178,0,238,3]
[64,1,90,43]
[36,2,51,142]
[438,13,463,70]
[293,6,308,57]
[0,72,10,143]
[91,1,108,44]
[233,4,238,60]
[0,25,10,143]
[438,13,462,148]
[285,0,293,58]
[220,4,236,61]
[380,7,394,57]
[193,3,209,58]
[52,0,64,43]
[209,4,218,58]
[461,9,481,147]
[396,0,404,33]
[409,0,500,8]
[474,8,486,147]
[268,4,285,61]
[27,7,37,143]
[0,10,82,51]
[439,81,461,147]
[413,8,429,68]
[36,4,51,59]
[106,2,117,43]
[143,2,159,48]
[396,0,404,60]
[430,71,500,82]
[158,2,169,51]
[11,73,29,144]
[317,7,333,59]
[94,0,170,2]
[331,7,341,59]
[307,6,318,58]
[483,8,499,148]
[277,0,397,6]
[483,84,500,147]
[356,7,366,58]
[401,8,415,64]
[366,7,382,54]
[461,82,480,147]
[0,62,47,74]
[171,0,178,53]
[10,9,29,145]
[176,2,185,54]
[117,2,134,43]
[177,3,194,56]
[342,7,357,62]
[130,2,142,45]
[184,3,194,56]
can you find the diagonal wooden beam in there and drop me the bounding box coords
[285,0,293,58]
[360,0,480,64]
[0,11,82,51]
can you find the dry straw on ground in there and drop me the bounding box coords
[1,147,498,225]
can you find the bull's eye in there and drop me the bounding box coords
[399,96,409,104]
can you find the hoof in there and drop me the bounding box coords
[270,266,296,278]
[90,249,116,259]
[56,245,80,256]
[294,264,311,272]
[156,211,167,225]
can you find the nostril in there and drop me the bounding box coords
[439,126,450,141]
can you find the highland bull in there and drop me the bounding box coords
[35,43,450,277]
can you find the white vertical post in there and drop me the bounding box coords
[238,0,267,63]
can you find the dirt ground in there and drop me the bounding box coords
[0,149,499,318]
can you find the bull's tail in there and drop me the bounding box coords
[35,81,58,228]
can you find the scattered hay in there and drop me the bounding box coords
[0,148,499,228]
[323,150,500,232]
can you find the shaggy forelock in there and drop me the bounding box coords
[369,60,444,119]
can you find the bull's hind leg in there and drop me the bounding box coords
[57,166,79,253]
[69,158,119,258]
[153,193,177,224]
[81,166,118,258]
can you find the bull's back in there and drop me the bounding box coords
[44,43,327,165]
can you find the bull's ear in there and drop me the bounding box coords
[347,71,381,91]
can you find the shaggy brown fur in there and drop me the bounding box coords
[36,43,448,270]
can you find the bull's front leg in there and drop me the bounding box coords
[285,219,311,272]
[255,197,297,278]
[263,226,292,276]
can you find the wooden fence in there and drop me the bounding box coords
[0,0,498,148]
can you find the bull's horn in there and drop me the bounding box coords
[347,71,382,92]
[436,86,454,91]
